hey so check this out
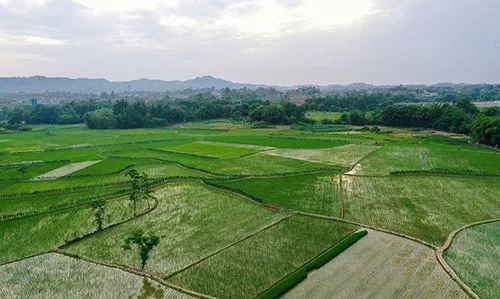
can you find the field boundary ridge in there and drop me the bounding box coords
[436,218,500,299]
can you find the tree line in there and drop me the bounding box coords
[316,102,500,147]
[85,98,306,129]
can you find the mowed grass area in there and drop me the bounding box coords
[168,215,356,299]
[64,182,286,277]
[0,253,195,299]
[445,221,500,299]
[161,141,264,158]
[350,144,500,175]
[0,186,127,217]
[342,175,500,246]
[1,163,213,195]
[113,150,340,176]
[283,229,469,299]
[0,196,152,263]
[218,173,341,216]
[205,135,348,149]
[34,160,101,180]
[266,144,379,167]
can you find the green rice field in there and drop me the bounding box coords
[0,123,498,299]
[445,221,500,299]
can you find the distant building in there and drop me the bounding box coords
[31,98,38,106]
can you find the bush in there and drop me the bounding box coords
[255,268,308,299]
[255,230,368,299]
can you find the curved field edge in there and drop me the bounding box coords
[215,173,342,217]
[341,175,500,246]
[0,252,197,299]
[439,219,500,299]
[166,215,358,299]
[62,182,288,278]
[0,195,156,265]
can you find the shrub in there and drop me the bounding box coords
[255,230,368,299]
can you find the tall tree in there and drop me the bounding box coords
[123,230,160,271]
[91,199,106,231]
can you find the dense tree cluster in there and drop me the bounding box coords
[5,100,112,125]
[84,98,305,129]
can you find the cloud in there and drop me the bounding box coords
[0,0,498,85]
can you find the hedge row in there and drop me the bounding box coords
[0,190,129,222]
[203,181,264,203]
[0,182,131,200]
[4,137,196,155]
[290,123,351,133]
[255,230,368,299]
[390,168,500,177]
[0,159,70,169]
[147,148,219,160]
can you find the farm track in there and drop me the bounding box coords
[436,219,500,299]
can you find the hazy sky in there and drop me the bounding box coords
[0,0,499,85]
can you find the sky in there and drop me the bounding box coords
[0,0,499,85]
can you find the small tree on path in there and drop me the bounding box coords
[91,198,106,231]
[125,169,154,216]
[123,230,160,271]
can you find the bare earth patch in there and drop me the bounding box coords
[266,144,379,167]
[282,229,469,299]
[33,160,101,180]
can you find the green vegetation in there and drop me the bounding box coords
[123,230,161,271]
[445,221,500,299]
[343,175,500,245]
[0,253,194,299]
[1,163,212,195]
[0,121,498,299]
[283,229,470,299]
[163,141,262,158]
[351,144,500,175]
[255,230,367,299]
[113,150,339,176]
[0,187,127,218]
[64,183,286,277]
[306,111,343,122]
[69,158,155,176]
[167,215,356,299]
[267,144,379,167]
[0,161,68,181]
[0,196,151,263]
[218,173,341,216]
[205,135,347,149]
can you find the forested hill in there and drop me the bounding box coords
[0,76,265,93]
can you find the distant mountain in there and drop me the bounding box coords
[0,75,264,93]
[0,75,490,94]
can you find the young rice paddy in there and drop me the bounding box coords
[0,123,498,299]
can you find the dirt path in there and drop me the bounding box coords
[435,218,500,299]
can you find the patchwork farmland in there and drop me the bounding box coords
[0,123,498,299]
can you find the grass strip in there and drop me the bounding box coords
[254,230,368,299]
